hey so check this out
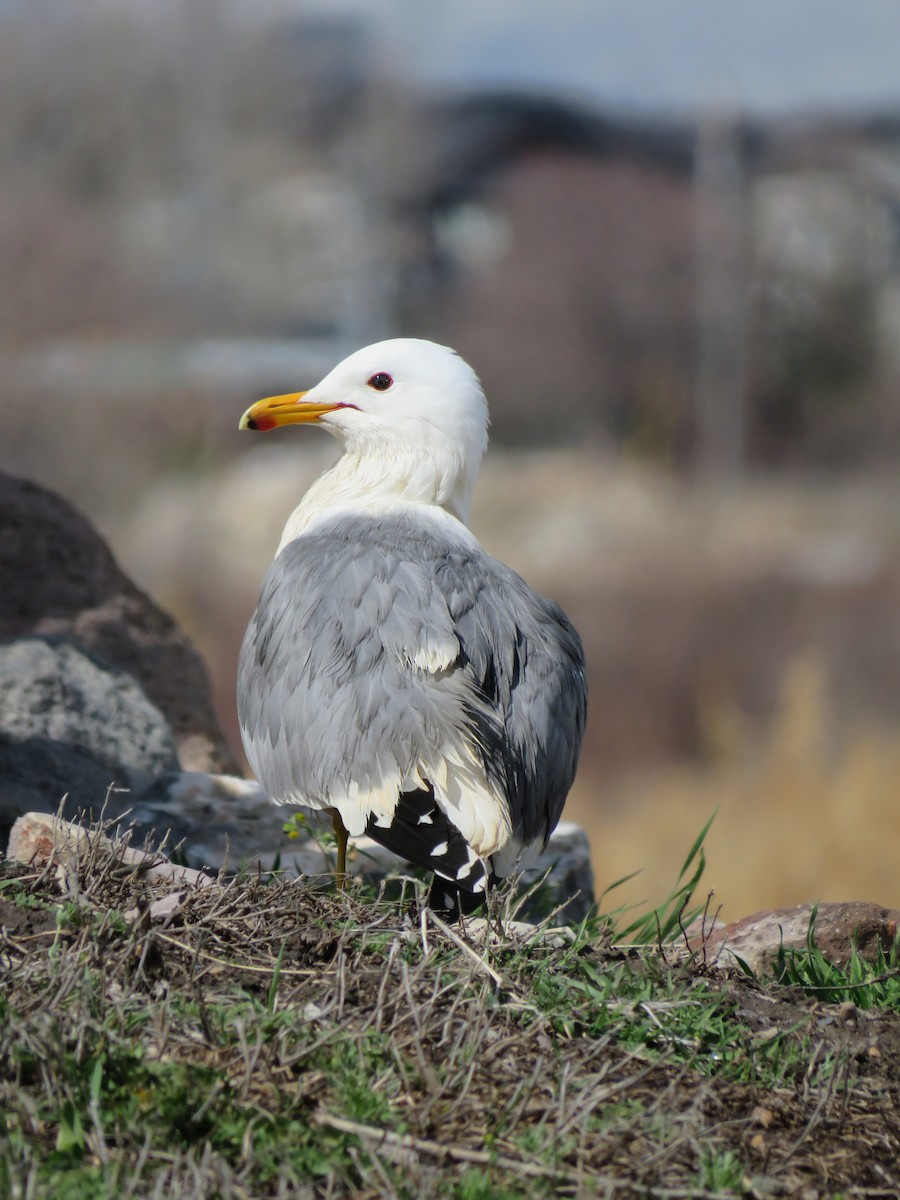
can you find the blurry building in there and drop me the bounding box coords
[746,117,900,462]
[4,0,900,468]
[395,93,697,452]
[393,98,900,465]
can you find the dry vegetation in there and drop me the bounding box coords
[577,648,900,921]
[2,823,900,1199]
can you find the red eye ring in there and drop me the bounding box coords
[367,372,393,391]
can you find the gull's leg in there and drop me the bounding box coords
[332,811,349,890]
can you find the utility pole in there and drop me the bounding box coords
[694,103,748,479]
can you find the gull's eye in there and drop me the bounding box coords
[367,372,393,392]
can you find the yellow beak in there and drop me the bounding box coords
[239,391,351,432]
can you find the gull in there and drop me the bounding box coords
[237,339,586,915]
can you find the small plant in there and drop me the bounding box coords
[283,810,338,870]
[693,1147,746,1191]
[453,1169,522,1200]
[55,901,88,931]
[282,811,308,841]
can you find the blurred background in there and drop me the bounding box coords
[4,0,900,919]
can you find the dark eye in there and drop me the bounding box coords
[367,372,393,392]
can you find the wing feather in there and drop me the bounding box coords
[237,510,586,864]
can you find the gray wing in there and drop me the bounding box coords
[238,512,586,846]
[434,547,587,848]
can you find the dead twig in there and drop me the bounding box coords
[308,1110,584,1184]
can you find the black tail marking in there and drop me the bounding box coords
[364,787,490,900]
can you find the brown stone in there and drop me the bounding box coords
[682,900,900,975]
[0,472,238,773]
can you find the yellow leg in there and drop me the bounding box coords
[332,810,349,890]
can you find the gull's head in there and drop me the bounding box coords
[240,338,489,520]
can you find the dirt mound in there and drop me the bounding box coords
[2,826,899,1197]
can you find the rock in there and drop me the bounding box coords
[0,472,237,774]
[462,918,577,947]
[7,811,214,924]
[520,822,595,924]
[681,901,900,975]
[6,810,213,891]
[0,637,180,836]
[131,771,328,876]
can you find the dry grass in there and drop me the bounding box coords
[576,650,900,920]
[2,821,900,1198]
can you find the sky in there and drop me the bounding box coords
[295,0,900,116]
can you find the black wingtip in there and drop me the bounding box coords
[365,788,492,918]
[427,878,488,922]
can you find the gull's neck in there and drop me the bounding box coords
[277,443,478,552]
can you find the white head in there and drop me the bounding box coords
[240,338,489,523]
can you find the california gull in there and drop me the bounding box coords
[237,339,587,915]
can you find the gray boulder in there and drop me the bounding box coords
[0,472,238,774]
[0,637,179,835]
